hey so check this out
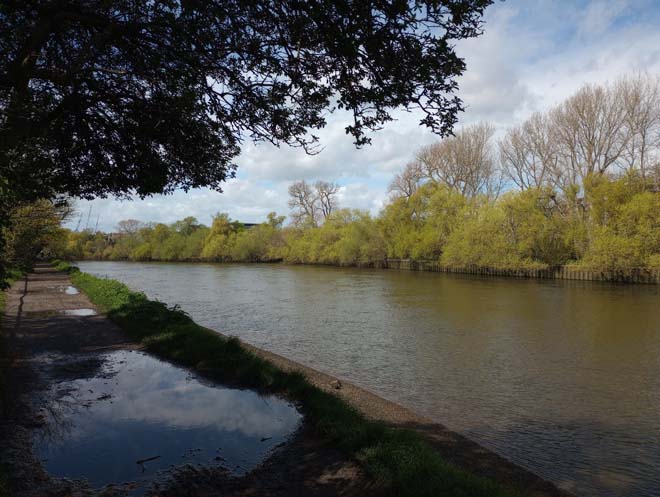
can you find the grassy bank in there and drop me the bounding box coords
[53,260,520,497]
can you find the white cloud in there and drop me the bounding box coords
[581,0,630,36]
[338,183,387,213]
[66,0,660,232]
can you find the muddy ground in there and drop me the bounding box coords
[0,265,377,497]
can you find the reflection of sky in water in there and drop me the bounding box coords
[61,308,96,316]
[64,286,79,295]
[34,350,301,495]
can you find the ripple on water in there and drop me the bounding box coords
[33,350,302,495]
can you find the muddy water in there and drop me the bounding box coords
[78,261,660,497]
[34,350,301,495]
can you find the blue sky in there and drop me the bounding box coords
[69,0,660,232]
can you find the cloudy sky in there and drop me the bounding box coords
[69,0,660,232]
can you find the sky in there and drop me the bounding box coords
[68,0,660,232]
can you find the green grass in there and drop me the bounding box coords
[55,260,521,497]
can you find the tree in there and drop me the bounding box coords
[288,179,340,226]
[3,199,70,270]
[388,161,424,200]
[315,181,340,219]
[116,219,143,236]
[549,82,630,188]
[500,75,660,195]
[500,112,557,190]
[288,180,318,226]
[172,216,201,236]
[416,122,500,197]
[201,213,241,261]
[1,1,493,200]
[617,73,660,179]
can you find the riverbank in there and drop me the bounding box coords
[50,261,574,497]
[69,256,660,284]
[377,259,660,284]
[0,264,377,497]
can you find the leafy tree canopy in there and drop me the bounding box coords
[1,0,493,203]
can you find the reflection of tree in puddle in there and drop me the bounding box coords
[33,381,102,446]
[31,352,115,445]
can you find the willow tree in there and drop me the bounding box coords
[0,0,494,281]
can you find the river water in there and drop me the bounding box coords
[78,261,660,497]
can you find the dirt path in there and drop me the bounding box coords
[0,265,375,497]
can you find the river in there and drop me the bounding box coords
[77,261,660,497]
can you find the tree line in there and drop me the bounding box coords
[58,172,660,271]
[22,73,660,272]
[390,73,660,199]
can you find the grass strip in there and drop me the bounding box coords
[54,260,521,497]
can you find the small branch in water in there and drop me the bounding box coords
[136,455,161,472]
[136,455,161,464]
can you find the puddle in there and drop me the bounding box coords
[61,308,97,316]
[64,286,79,295]
[33,350,302,495]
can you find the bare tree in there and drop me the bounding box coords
[416,122,500,197]
[388,161,424,199]
[315,181,340,219]
[288,180,340,226]
[617,73,660,178]
[116,219,143,235]
[500,75,660,194]
[500,112,557,190]
[288,180,318,226]
[550,82,630,189]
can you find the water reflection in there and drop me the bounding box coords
[34,350,301,495]
[77,261,660,497]
[61,308,97,316]
[64,286,79,295]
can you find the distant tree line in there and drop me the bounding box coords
[55,74,660,272]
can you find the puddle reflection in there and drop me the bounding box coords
[61,308,97,316]
[34,350,302,495]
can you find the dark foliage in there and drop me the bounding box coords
[1,0,492,201]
